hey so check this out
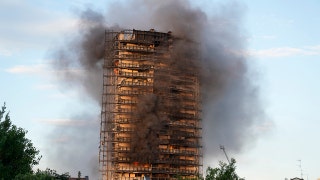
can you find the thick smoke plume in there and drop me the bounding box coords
[53,9,106,102]
[131,94,163,163]
[51,0,269,176]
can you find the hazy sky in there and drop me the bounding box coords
[1,0,320,179]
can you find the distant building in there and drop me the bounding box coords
[69,176,89,180]
[290,178,303,180]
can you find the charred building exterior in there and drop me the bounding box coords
[99,29,202,180]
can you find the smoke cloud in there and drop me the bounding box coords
[53,9,105,102]
[45,114,100,178]
[50,0,269,177]
[130,94,163,163]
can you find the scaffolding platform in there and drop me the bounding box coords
[99,29,202,180]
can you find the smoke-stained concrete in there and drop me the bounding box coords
[50,0,269,177]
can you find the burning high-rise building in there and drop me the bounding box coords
[99,29,202,180]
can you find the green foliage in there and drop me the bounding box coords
[205,158,244,180]
[36,168,70,180]
[14,172,53,180]
[0,103,41,180]
[14,168,70,180]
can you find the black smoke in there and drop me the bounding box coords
[50,0,269,177]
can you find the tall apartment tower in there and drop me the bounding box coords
[99,29,202,180]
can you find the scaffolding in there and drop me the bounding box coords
[100,29,202,180]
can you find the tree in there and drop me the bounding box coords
[77,171,81,180]
[0,103,41,179]
[13,173,53,180]
[205,158,244,180]
[14,168,70,180]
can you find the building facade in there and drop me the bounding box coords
[99,29,202,180]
